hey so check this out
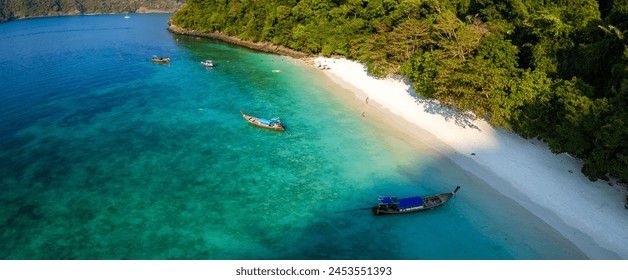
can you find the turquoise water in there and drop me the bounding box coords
[0,14,585,259]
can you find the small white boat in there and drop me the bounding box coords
[124,14,130,19]
[201,60,214,67]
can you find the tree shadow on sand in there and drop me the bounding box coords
[390,76,481,132]
[414,96,481,131]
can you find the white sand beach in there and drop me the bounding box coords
[310,57,628,259]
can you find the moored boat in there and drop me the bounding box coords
[372,186,461,215]
[240,110,285,131]
[151,55,170,63]
[201,59,214,67]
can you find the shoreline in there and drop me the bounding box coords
[163,23,627,258]
[309,57,628,259]
[0,10,178,23]
[167,23,309,59]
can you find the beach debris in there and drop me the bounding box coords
[316,61,330,70]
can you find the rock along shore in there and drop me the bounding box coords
[167,22,309,59]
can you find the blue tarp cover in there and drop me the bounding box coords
[380,197,397,204]
[258,118,272,125]
[397,196,425,209]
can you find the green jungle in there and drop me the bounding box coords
[171,0,628,186]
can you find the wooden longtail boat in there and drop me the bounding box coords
[372,186,461,215]
[151,56,170,63]
[240,110,285,131]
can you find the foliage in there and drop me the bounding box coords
[169,0,628,184]
[3,0,626,185]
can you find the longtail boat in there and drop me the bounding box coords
[151,55,170,63]
[240,110,285,131]
[372,186,461,215]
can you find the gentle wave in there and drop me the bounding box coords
[0,14,586,260]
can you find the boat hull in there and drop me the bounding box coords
[372,186,460,216]
[241,111,285,131]
[152,57,170,63]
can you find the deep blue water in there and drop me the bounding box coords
[0,14,585,259]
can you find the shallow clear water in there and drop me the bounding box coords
[0,14,585,259]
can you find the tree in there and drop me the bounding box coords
[170,0,628,184]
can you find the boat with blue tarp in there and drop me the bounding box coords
[241,110,285,131]
[372,186,461,215]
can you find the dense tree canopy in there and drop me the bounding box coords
[171,0,628,185]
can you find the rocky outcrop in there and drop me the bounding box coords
[167,22,309,59]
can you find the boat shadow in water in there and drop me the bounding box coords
[240,110,285,131]
[371,186,460,215]
[284,186,463,259]
[333,186,461,215]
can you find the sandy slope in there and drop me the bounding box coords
[310,57,628,259]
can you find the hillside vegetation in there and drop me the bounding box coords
[171,0,628,185]
[0,0,185,22]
